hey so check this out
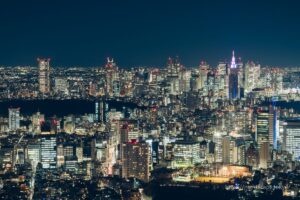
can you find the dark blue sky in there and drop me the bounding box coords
[0,0,300,67]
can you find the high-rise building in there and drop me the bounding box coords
[41,136,57,169]
[167,57,182,77]
[246,144,259,168]
[213,132,225,163]
[122,141,151,182]
[8,108,20,131]
[256,108,270,149]
[199,61,209,89]
[228,51,239,99]
[283,119,300,160]
[259,141,269,169]
[269,105,278,150]
[95,101,104,123]
[256,106,277,150]
[54,77,69,95]
[172,140,201,168]
[38,58,51,94]
[105,57,118,97]
[244,61,261,94]
[222,136,234,164]
[26,143,41,170]
[31,112,44,134]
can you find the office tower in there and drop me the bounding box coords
[172,141,201,168]
[54,77,69,95]
[122,141,150,182]
[27,143,41,170]
[179,69,191,92]
[260,68,283,95]
[235,142,246,165]
[38,58,51,94]
[269,105,278,150]
[41,136,57,169]
[222,136,234,164]
[31,112,44,134]
[236,56,244,98]
[216,62,229,98]
[166,57,182,95]
[113,80,120,97]
[259,141,269,169]
[76,146,83,163]
[206,71,216,93]
[246,144,259,168]
[167,57,182,77]
[256,108,270,149]
[95,102,99,122]
[57,144,64,167]
[199,61,209,89]
[244,61,261,94]
[256,106,277,150]
[190,74,202,91]
[119,122,139,161]
[213,132,224,163]
[228,51,239,99]
[283,119,300,160]
[8,108,20,131]
[105,57,118,97]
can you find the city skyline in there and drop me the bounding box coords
[1,1,300,67]
[2,1,300,199]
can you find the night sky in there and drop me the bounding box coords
[0,0,299,67]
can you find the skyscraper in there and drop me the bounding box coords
[105,57,118,97]
[222,136,233,164]
[38,58,51,94]
[54,77,69,95]
[27,143,41,170]
[8,108,20,131]
[283,119,300,161]
[256,108,269,149]
[41,136,57,169]
[256,106,277,150]
[228,51,239,99]
[268,104,278,150]
[172,140,201,168]
[199,61,209,89]
[259,141,269,169]
[244,61,261,94]
[122,141,151,182]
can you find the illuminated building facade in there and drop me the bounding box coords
[283,119,300,160]
[38,58,51,94]
[122,141,151,182]
[8,108,20,131]
[256,108,270,149]
[228,51,239,99]
[172,141,200,168]
[26,143,41,169]
[244,61,261,94]
[41,136,57,169]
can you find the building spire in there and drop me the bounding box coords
[231,50,236,68]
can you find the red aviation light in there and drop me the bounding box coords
[129,139,138,144]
